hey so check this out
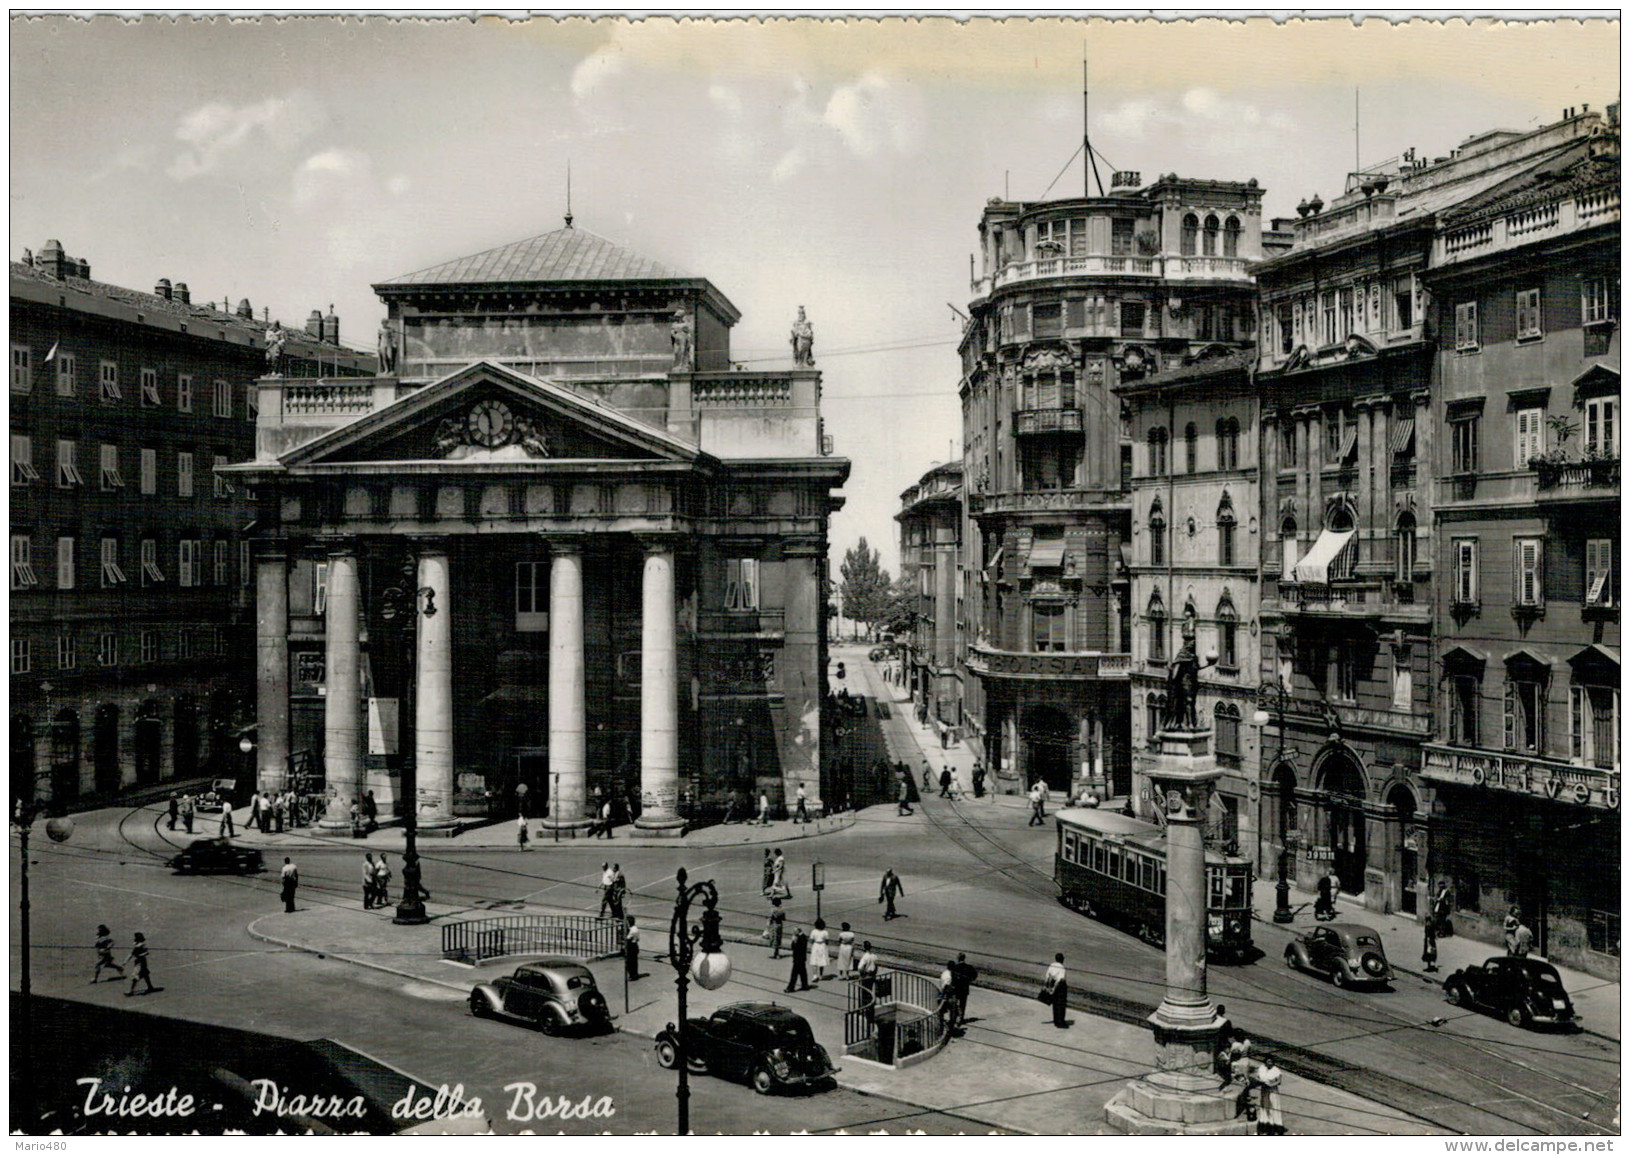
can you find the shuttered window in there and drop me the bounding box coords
[1513,538,1543,607]
[1515,408,1545,466]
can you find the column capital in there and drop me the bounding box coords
[323,538,361,559]
[1354,394,1388,412]
[635,533,681,556]
[540,534,583,556]
[409,535,450,558]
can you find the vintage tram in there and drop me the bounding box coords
[1053,808,1254,962]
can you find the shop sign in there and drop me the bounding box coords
[1422,745,1618,809]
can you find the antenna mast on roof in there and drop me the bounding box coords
[1084,49,1105,197]
[565,161,574,229]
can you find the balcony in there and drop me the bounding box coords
[697,608,786,639]
[966,644,1131,681]
[1434,185,1619,268]
[1273,580,1430,623]
[1533,457,1620,498]
[1421,744,1620,810]
[1014,407,1083,436]
[1163,255,1254,283]
[970,252,1254,297]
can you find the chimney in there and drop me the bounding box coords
[236,298,253,319]
[322,303,338,345]
[155,278,173,300]
[173,282,190,305]
[306,310,324,338]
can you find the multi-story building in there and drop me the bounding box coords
[1253,111,1610,919]
[9,239,370,805]
[231,221,848,834]
[1117,349,1262,860]
[1419,116,1620,972]
[896,461,963,739]
[959,174,1266,798]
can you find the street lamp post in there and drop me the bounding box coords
[667,867,731,1136]
[1253,678,1296,924]
[380,556,436,926]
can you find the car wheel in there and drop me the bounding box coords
[1444,982,1465,1007]
[1507,1006,1530,1029]
[655,1040,679,1070]
[750,1066,777,1096]
[1284,946,1299,971]
[1331,966,1347,988]
[469,991,492,1019]
[1360,952,1388,979]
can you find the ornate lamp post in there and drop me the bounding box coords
[11,762,74,1131]
[380,557,437,926]
[667,867,731,1135]
[1254,678,1297,924]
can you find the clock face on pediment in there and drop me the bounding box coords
[467,399,515,447]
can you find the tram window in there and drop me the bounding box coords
[1093,842,1106,874]
[1065,832,1078,864]
[1141,858,1156,892]
[1108,848,1121,879]
[1210,873,1224,907]
[1158,864,1167,896]
[1225,871,1248,908]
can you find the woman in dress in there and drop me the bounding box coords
[761,849,775,895]
[834,922,856,978]
[809,919,831,982]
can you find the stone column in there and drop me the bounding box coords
[254,547,290,794]
[544,542,592,833]
[635,540,685,835]
[318,546,362,833]
[415,543,456,830]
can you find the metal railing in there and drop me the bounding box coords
[842,968,949,1064]
[442,914,626,963]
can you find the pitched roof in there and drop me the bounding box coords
[376,226,691,288]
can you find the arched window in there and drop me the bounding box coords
[1215,702,1242,760]
[1184,422,1199,473]
[1181,213,1199,257]
[1216,417,1240,470]
[1147,590,1167,662]
[1147,427,1168,477]
[1217,596,1239,668]
[1395,511,1417,582]
[1217,495,1237,567]
[1203,214,1220,256]
[1223,216,1241,258]
[1328,504,1357,580]
[1149,500,1167,567]
[1147,693,1166,747]
[1280,515,1299,580]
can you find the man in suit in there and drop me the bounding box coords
[785,926,811,992]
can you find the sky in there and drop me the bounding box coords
[9,12,1621,575]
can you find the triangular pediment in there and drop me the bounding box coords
[280,361,706,469]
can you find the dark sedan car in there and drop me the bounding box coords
[469,959,611,1035]
[168,839,264,875]
[655,1002,836,1095]
[1285,922,1393,988]
[1444,956,1579,1029]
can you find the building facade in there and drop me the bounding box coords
[896,462,964,740]
[1419,121,1620,971]
[231,223,848,834]
[959,175,1267,798]
[1118,350,1262,862]
[1254,110,1612,922]
[9,240,370,805]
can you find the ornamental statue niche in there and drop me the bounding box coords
[790,306,815,366]
[670,310,695,371]
[1162,619,1218,732]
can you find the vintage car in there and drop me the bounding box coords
[655,1002,836,1095]
[1443,956,1579,1029]
[168,838,265,875]
[1284,922,1393,988]
[468,958,611,1035]
[196,778,240,813]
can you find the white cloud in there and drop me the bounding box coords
[822,72,924,160]
[570,48,625,103]
[1099,89,1293,152]
[771,147,808,184]
[167,92,325,181]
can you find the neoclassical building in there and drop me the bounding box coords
[230,223,848,834]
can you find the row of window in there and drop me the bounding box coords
[1443,674,1618,769]
[10,534,249,592]
[10,628,222,675]
[10,436,234,497]
[1448,399,1616,472]
[1144,592,1241,669]
[1142,695,1245,759]
[1452,278,1618,351]
[1144,419,1243,476]
[1270,274,1417,353]
[9,346,254,418]
[1147,495,1238,567]
[1447,536,1615,609]
[999,298,1156,343]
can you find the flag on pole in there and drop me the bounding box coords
[43,342,57,364]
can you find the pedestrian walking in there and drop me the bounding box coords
[794,784,810,824]
[835,922,856,977]
[1254,1058,1284,1135]
[515,780,530,819]
[280,857,299,912]
[1028,782,1047,826]
[218,801,235,838]
[624,916,641,981]
[770,848,788,897]
[972,764,986,799]
[949,952,978,1024]
[896,777,914,816]
[1315,872,1337,921]
[362,790,378,834]
[1512,921,1534,958]
[181,793,195,834]
[765,898,786,958]
[1432,884,1454,937]
[125,932,158,996]
[757,791,771,825]
[1422,919,1439,972]
[939,767,952,798]
[166,793,179,831]
[362,853,378,908]
[273,792,287,833]
[516,814,530,850]
[599,862,616,917]
[607,865,628,922]
[937,961,961,1031]
[597,798,615,838]
[93,925,125,983]
[922,762,933,792]
[785,926,811,992]
[760,849,775,894]
[248,791,263,830]
[1214,1003,1236,1081]
[1503,906,1523,954]
[259,793,273,834]
[809,919,831,982]
[1042,952,1069,1028]
[374,853,393,908]
[879,867,905,920]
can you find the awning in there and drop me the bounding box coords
[1029,542,1065,568]
[1389,418,1415,454]
[1292,529,1354,584]
[1336,425,1357,462]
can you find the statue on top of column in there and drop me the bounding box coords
[1162,619,1217,732]
[264,320,287,374]
[790,306,815,366]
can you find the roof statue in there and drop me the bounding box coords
[790,305,814,367]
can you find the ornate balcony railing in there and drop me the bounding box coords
[971,253,1251,295]
[1014,407,1084,436]
[1533,457,1620,492]
[283,381,377,417]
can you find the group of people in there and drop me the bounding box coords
[165,788,315,838]
[1214,1006,1284,1133]
[360,852,395,909]
[781,918,856,991]
[598,862,629,922]
[93,924,159,996]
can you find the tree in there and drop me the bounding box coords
[883,574,919,637]
[839,538,893,641]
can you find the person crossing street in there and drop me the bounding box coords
[879,867,905,920]
[93,925,125,983]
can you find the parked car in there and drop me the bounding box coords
[655,1002,837,1095]
[197,778,240,813]
[469,958,612,1035]
[168,839,264,875]
[1284,922,1393,988]
[1443,956,1579,1029]
[868,645,895,662]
